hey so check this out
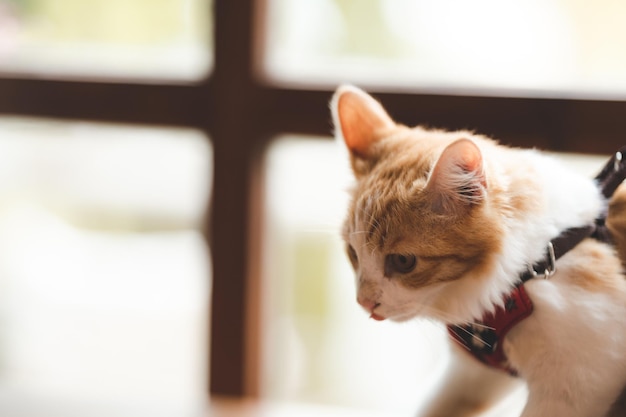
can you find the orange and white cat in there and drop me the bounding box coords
[332,85,626,417]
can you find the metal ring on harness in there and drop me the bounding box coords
[543,241,556,279]
[526,241,556,279]
[614,151,623,173]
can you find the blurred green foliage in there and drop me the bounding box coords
[4,0,210,45]
[6,0,35,11]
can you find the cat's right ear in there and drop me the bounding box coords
[425,138,487,215]
[331,85,395,176]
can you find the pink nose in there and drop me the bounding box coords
[357,296,380,312]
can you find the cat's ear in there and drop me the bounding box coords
[425,138,487,214]
[331,85,395,164]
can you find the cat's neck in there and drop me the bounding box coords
[500,150,603,269]
[449,149,605,321]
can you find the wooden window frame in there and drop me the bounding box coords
[1,0,626,398]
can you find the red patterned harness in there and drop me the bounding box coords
[448,285,533,376]
[447,148,626,376]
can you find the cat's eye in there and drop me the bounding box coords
[347,244,359,268]
[385,254,417,275]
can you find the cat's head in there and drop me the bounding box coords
[332,85,504,324]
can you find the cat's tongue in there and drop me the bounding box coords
[370,313,386,321]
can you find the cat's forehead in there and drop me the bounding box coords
[343,129,481,247]
[347,178,429,250]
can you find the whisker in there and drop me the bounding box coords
[419,320,490,355]
[415,317,472,351]
[450,324,492,348]
[349,230,369,236]
[446,328,472,352]
[298,228,341,234]
[358,242,374,257]
[409,305,493,349]
[462,322,495,331]
[357,206,383,242]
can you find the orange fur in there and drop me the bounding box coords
[558,239,625,294]
[341,123,523,293]
[333,85,626,417]
[607,183,626,267]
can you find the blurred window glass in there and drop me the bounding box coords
[0,0,211,80]
[0,117,212,416]
[263,0,626,97]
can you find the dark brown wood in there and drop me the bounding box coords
[0,77,211,128]
[208,0,260,397]
[255,87,626,153]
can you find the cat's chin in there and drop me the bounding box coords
[387,312,419,323]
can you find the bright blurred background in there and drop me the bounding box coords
[263,0,626,97]
[0,1,214,414]
[0,1,625,416]
[0,0,211,80]
[0,117,211,417]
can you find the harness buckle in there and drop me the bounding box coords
[614,151,623,173]
[527,241,556,279]
[543,241,556,279]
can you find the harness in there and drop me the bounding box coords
[447,147,626,376]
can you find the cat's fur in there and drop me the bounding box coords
[332,84,626,417]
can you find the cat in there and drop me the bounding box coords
[331,84,626,417]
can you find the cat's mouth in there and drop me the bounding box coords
[370,312,386,321]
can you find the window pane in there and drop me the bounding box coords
[261,137,608,415]
[263,0,626,97]
[0,118,211,416]
[0,0,211,81]
[261,137,447,415]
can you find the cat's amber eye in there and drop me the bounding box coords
[385,254,417,275]
[347,244,359,268]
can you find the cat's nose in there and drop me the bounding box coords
[357,296,380,312]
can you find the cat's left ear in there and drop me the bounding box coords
[331,85,395,165]
[425,138,487,214]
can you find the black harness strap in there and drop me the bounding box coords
[596,146,626,199]
[521,147,626,282]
